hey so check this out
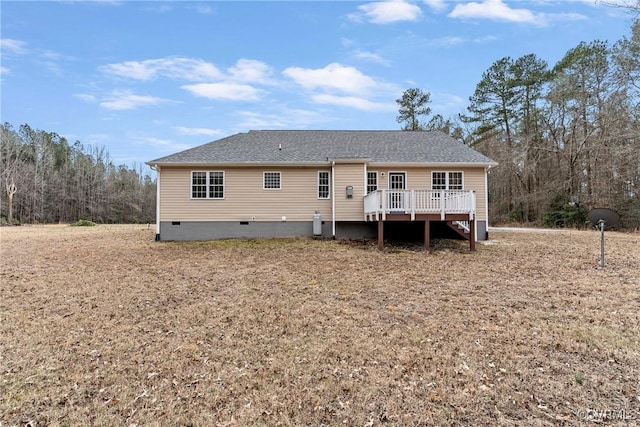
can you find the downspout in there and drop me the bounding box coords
[151,164,160,241]
[331,161,336,239]
[484,166,490,240]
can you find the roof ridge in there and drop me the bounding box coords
[147,130,497,166]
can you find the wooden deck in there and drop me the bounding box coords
[363,190,476,251]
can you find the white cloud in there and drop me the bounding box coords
[0,38,28,54]
[283,63,399,110]
[100,57,274,85]
[423,0,447,13]
[100,90,171,110]
[187,4,215,15]
[173,126,223,137]
[474,35,500,44]
[449,0,538,23]
[352,0,422,24]
[431,92,466,114]
[37,50,74,77]
[99,57,274,103]
[131,135,193,153]
[181,82,262,101]
[136,136,175,147]
[283,63,378,94]
[341,38,356,48]
[353,50,391,66]
[429,36,466,47]
[448,0,587,25]
[236,109,333,129]
[0,66,9,75]
[227,59,274,84]
[312,94,395,111]
[143,3,173,13]
[1,40,71,77]
[74,93,97,103]
[100,57,222,82]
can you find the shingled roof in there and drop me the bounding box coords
[147,130,497,166]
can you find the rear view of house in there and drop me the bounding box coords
[146,130,497,249]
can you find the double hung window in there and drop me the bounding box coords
[318,171,330,199]
[432,171,463,190]
[367,171,378,194]
[191,171,224,199]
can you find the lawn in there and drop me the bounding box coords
[1,225,638,426]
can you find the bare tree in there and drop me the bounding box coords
[1,122,156,225]
[1,124,27,224]
[598,0,640,15]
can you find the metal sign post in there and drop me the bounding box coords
[598,219,605,268]
[587,208,620,269]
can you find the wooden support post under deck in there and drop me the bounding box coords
[424,220,430,250]
[469,219,476,251]
[377,220,384,251]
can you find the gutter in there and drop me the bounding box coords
[146,161,332,168]
[367,161,498,168]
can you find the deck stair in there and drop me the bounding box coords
[446,220,471,239]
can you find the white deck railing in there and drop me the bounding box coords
[364,189,476,221]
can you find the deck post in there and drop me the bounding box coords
[410,190,415,220]
[377,220,384,251]
[424,220,430,250]
[469,219,476,251]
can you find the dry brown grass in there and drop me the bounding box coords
[1,225,639,426]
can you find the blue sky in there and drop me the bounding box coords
[0,0,634,167]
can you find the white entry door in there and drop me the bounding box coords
[389,173,406,211]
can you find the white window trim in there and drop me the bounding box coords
[263,171,282,190]
[191,170,225,200]
[431,171,464,190]
[317,171,330,200]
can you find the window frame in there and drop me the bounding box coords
[208,171,224,199]
[263,171,282,190]
[431,171,464,191]
[191,171,225,200]
[367,171,378,194]
[317,171,330,200]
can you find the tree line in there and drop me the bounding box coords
[2,5,638,230]
[397,17,640,230]
[1,123,155,225]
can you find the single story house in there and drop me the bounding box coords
[146,130,497,250]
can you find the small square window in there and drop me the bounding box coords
[264,172,281,189]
